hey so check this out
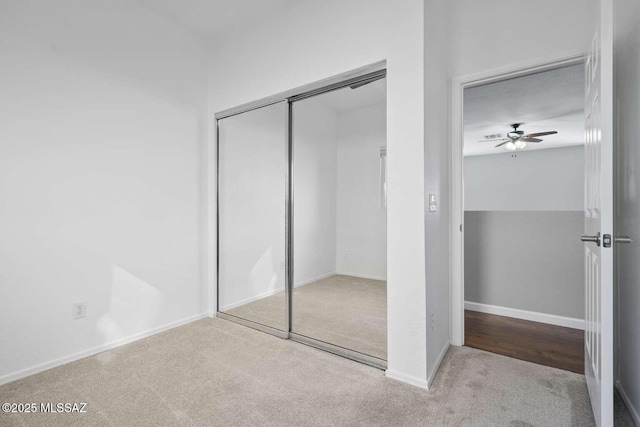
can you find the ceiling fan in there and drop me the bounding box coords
[481,123,558,151]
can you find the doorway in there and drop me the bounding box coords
[453,59,587,373]
[216,64,388,369]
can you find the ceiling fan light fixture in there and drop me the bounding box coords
[487,124,558,152]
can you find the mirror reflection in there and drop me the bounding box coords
[292,78,387,360]
[217,101,288,331]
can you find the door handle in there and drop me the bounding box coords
[581,232,601,246]
[614,236,633,244]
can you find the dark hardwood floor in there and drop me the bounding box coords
[464,310,584,374]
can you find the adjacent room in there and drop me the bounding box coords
[462,64,586,373]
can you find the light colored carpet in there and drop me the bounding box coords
[226,275,387,360]
[0,317,599,426]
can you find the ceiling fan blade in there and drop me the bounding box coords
[524,131,557,138]
[495,140,511,148]
[478,138,509,142]
[521,137,543,142]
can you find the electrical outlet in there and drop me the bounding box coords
[73,302,87,319]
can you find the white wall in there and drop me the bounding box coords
[293,101,339,285]
[208,0,428,387]
[464,146,585,211]
[0,0,208,383]
[336,103,387,280]
[424,0,453,385]
[614,0,640,421]
[451,0,596,77]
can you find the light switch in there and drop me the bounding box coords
[428,194,437,212]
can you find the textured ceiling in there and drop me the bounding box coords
[464,64,585,156]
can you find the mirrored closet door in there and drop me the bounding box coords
[291,78,387,362]
[217,101,288,332]
[216,66,387,367]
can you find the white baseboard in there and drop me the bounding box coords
[335,271,387,281]
[616,380,640,425]
[294,272,335,288]
[427,341,450,388]
[464,301,585,330]
[0,313,208,386]
[219,272,336,311]
[385,369,429,389]
[219,288,284,311]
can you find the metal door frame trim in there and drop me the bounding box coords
[449,53,586,346]
[215,61,385,120]
[290,332,387,370]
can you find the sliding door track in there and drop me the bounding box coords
[289,333,387,370]
[217,313,387,370]
[216,312,289,340]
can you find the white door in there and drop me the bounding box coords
[582,0,614,424]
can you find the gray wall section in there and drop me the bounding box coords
[464,211,584,319]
